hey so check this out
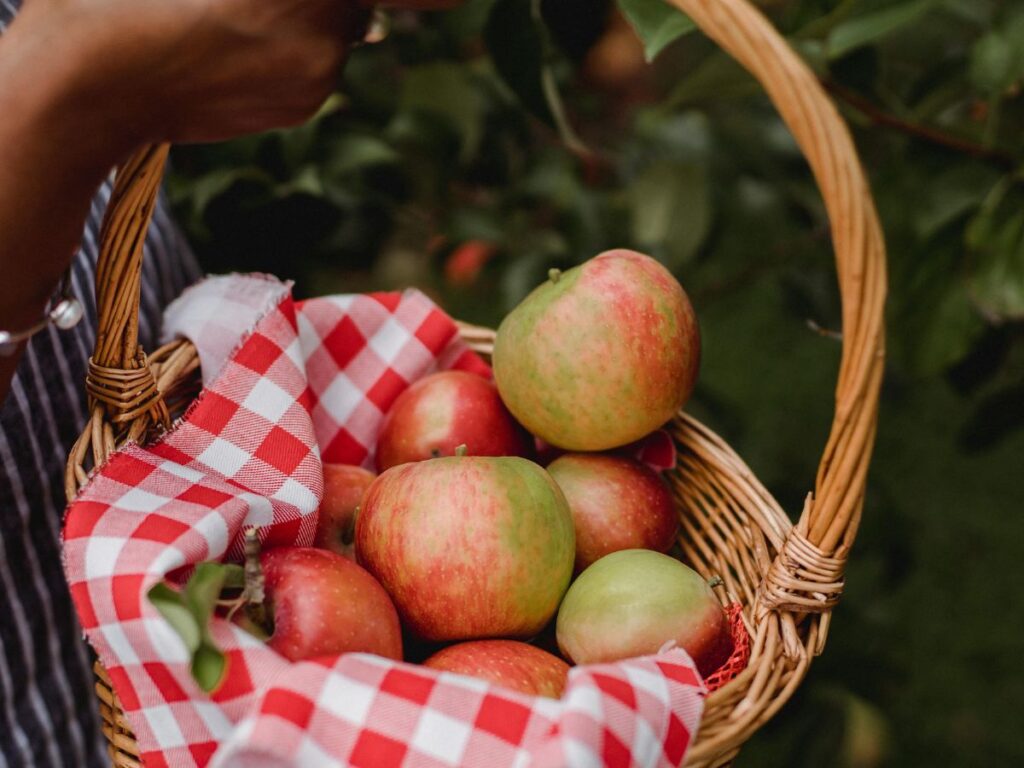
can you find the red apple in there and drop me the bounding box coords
[375,371,532,472]
[444,240,497,286]
[356,454,575,641]
[313,464,376,559]
[556,549,731,678]
[493,249,700,451]
[423,640,569,698]
[546,453,679,571]
[258,547,402,662]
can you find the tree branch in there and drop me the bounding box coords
[823,79,1018,170]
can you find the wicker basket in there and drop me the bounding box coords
[66,0,886,765]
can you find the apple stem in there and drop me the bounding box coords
[455,444,468,457]
[548,268,562,284]
[243,527,269,631]
[707,575,724,589]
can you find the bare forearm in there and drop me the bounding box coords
[0,11,135,399]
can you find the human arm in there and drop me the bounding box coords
[0,0,373,402]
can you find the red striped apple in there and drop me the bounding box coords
[546,453,679,572]
[375,371,532,472]
[423,640,569,698]
[356,454,575,641]
[259,547,402,662]
[556,549,731,677]
[313,464,376,559]
[493,249,700,451]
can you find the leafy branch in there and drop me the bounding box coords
[531,0,591,158]
[823,81,1018,171]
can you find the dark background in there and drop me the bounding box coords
[168,0,1024,764]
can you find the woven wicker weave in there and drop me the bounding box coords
[66,0,887,765]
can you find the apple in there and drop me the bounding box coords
[493,249,700,451]
[556,549,731,678]
[582,9,647,92]
[257,547,402,662]
[313,464,376,559]
[444,240,496,286]
[356,453,575,641]
[423,640,569,698]
[546,453,679,571]
[375,370,532,472]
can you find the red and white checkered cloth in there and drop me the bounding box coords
[63,275,707,767]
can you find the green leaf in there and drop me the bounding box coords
[520,152,584,208]
[448,206,507,244]
[998,11,1024,87]
[965,174,1014,251]
[184,562,233,628]
[148,562,244,694]
[276,93,348,170]
[792,0,859,39]
[663,51,758,108]
[483,0,552,125]
[969,33,1015,94]
[184,565,230,694]
[826,0,936,60]
[909,279,986,375]
[936,0,993,26]
[633,110,712,159]
[483,0,588,154]
[618,0,695,62]
[399,63,486,163]
[191,644,228,694]
[148,583,201,653]
[173,167,272,235]
[628,161,711,270]
[1006,11,1024,57]
[969,211,1024,321]
[913,165,1002,239]
[443,0,500,41]
[273,165,324,199]
[325,136,400,178]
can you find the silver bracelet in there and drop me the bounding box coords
[0,271,85,357]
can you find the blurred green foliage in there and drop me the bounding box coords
[168,0,1024,764]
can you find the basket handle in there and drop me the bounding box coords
[84,0,886,560]
[89,144,173,424]
[669,0,886,558]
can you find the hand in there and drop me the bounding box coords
[12,0,471,154]
[15,0,371,148]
